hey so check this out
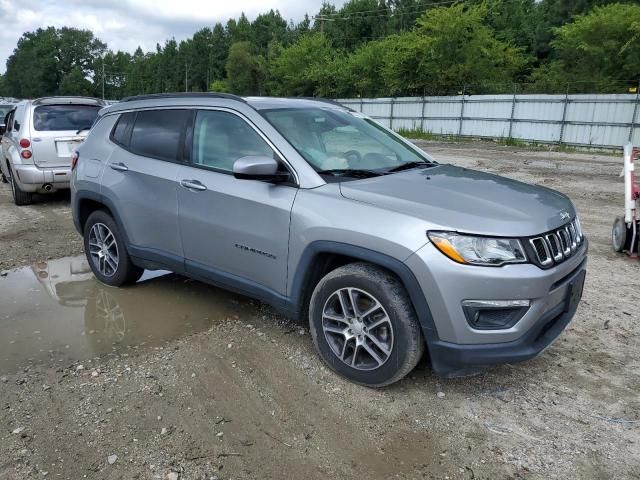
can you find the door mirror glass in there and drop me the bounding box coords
[233,155,288,182]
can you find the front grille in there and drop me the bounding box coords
[528,218,584,268]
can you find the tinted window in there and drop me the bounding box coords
[33,104,101,131]
[129,109,190,162]
[0,106,12,119]
[111,112,135,146]
[192,110,273,172]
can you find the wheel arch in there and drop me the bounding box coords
[290,241,439,340]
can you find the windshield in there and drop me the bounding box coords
[261,107,434,173]
[33,104,101,132]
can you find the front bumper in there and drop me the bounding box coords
[13,164,71,192]
[405,239,588,377]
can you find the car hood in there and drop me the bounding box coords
[339,164,575,237]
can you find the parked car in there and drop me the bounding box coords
[1,97,104,205]
[71,93,588,387]
[0,102,15,135]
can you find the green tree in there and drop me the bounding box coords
[268,33,336,96]
[381,4,530,95]
[532,3,640,91]
[226,41,265,95]
[59,67,93,96]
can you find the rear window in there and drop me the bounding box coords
[129,109,190,162]
[33,104,101,132]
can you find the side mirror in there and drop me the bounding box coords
[233,155,289,182]
[0,124,5,135]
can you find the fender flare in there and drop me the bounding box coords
[289,240,439,340]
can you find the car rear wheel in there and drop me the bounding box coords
[8,166,33,205]
[84,210,143,286]
[309,262,424,387]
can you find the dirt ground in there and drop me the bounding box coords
[0,140,638,480]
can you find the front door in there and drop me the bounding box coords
[177,109,297,296]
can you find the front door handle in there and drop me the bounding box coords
[180,179,207,191]
[110,162,128,172]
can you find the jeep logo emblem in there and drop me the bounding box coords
[559,211,570,221]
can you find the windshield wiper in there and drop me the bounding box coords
[317,169,383,178]
[76,126,92,134]
[386,161,435,173]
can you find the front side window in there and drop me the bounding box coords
[129,109,190,162]
[33,104,101,132]
[192,110,274,172]
[262,107,433,173]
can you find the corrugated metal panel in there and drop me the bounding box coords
[337,95,639,148]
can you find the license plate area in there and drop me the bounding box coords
[564,270,586,313]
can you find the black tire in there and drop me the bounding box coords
[8,166,33,205]
[83,210,143,287]
[612,216,632,253]
[309,262,424,387]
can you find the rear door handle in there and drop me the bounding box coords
[180,179,207,191]
[110,162,128,172]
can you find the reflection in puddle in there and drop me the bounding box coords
[0,256,256,373]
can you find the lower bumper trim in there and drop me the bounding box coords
[428,269,585,377]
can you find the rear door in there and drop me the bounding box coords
[177,109,297,295]
[30,103,101,168]
[100,108,190,269]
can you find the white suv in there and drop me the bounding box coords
[1,97,104,205]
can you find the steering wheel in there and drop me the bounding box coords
[343,150,362,165]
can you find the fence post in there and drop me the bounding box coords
[360,96,364,114]
[559,85,570,145]
[420,96,426,133]
[508,84,517,139]
[629,80,640,142]
[458,85,466,137]
[389,97,395,130]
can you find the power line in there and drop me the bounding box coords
[313,0,459,20]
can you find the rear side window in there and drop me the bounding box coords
[110,112,136,146]
[129,109,190,162]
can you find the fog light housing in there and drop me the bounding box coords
[462,299,530,330]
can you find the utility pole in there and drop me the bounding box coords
[185,62,189,92]
[101,60,105,100]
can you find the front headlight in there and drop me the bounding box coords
[428,231,527,266]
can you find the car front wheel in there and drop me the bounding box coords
[309,262,424,387]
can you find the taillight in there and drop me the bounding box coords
[71,151,79,170]
[21,150,32,159]
[19,138,30,148]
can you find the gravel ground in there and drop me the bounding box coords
[0,141,638,480]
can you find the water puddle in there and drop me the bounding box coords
[0,256,256,373]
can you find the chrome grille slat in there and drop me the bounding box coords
[529,219,584,268]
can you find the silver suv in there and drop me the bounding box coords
[1,97,104,205]
[71,93,588,386]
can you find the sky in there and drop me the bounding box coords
[0,0,346,73]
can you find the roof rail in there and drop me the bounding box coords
[121,92,246,103]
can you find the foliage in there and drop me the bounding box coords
[0,1,636,99]
[533,4,640,91]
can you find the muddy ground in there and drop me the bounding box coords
[0,141,638,480]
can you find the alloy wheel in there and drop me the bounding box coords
[321,287,394,371]
[88,222,119,277]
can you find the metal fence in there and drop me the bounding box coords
[338,94,640,149]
